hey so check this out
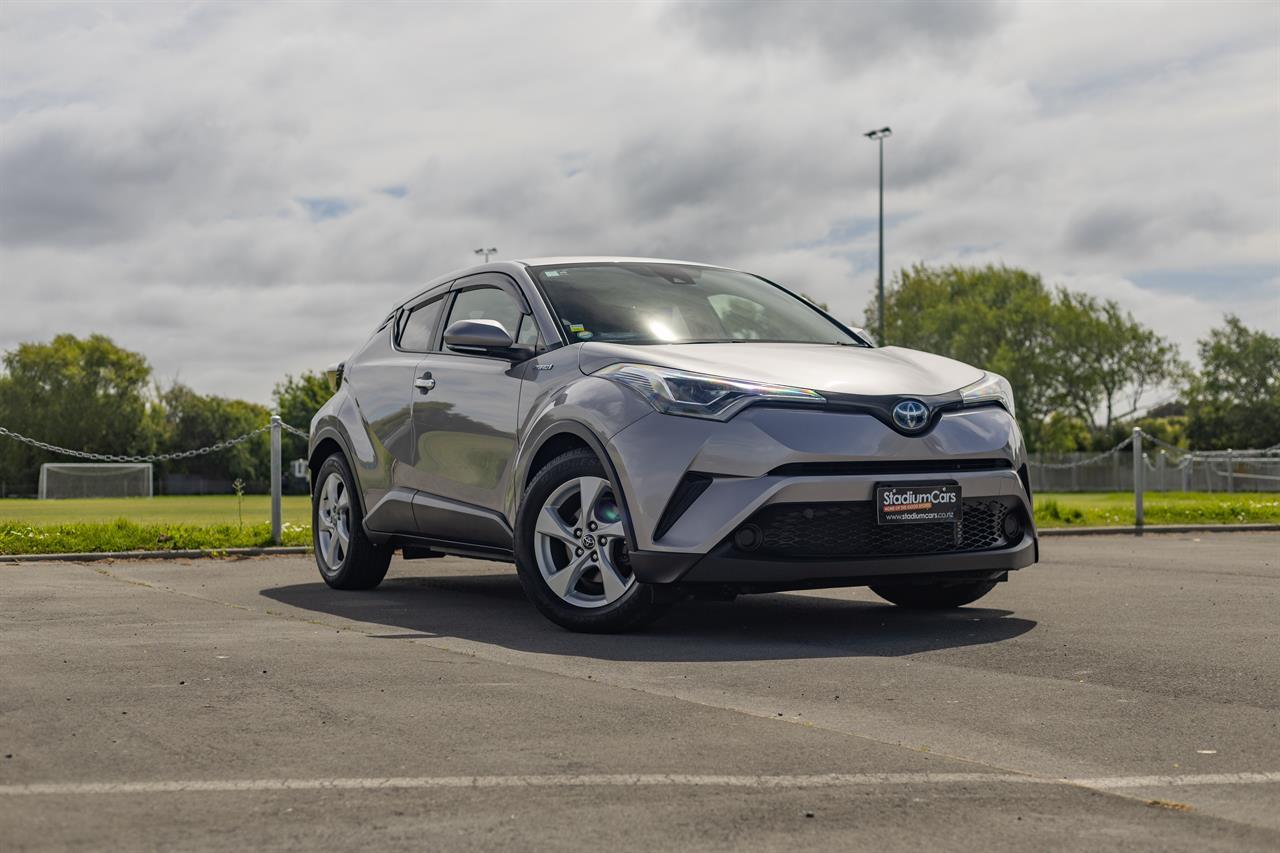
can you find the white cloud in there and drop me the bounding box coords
[0,0,1276,403]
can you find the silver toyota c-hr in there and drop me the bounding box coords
[308,257,1038,632]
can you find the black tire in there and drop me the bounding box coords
[514,448,670,633]
[312,452,391,590]
[869,579,998,609]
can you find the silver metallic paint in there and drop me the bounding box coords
[309,256,1037,586]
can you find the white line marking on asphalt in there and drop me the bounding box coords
[1,772,1277,796]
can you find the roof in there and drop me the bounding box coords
[517,256,724,268]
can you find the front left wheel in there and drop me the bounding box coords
[312,452,391,590]
[514,448,669,633]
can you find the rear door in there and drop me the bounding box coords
[404,273,539,546]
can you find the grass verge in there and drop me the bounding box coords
[0,519,310,555]
[1034,492,1280,528]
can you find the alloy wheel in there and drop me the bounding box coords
[533,475,634,608]
[316,471,351,573]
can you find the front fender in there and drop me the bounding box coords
[510,376,654,543]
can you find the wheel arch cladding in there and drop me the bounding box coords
[524,432,593,490]
[309,437,345,479]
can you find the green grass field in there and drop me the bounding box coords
[1033,492,1280,528]
[0,492,1276,555]
[0,494,311,525]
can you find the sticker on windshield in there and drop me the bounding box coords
[569,323,585,333]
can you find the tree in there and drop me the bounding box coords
[1051,291,1184,434]
[0,334,154,492]
[1184,316,1280,450]
[273,371,332,462]
[153,384,271,484]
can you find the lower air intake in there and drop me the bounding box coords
[734,497,1022,559]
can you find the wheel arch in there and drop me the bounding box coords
[517,421,639,549]
[307,427,370,518]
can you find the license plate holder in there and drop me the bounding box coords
[876,482,962,525]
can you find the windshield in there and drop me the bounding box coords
[531,262,862,346]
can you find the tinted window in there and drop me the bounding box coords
[532,263,859,345]
[399,296,445,351]
[445,287,524,339]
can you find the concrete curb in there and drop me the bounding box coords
[1039,523,1280,537]
[0,546,311,563]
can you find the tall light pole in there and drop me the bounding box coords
[863,127,891,344]
[474,247,498,262]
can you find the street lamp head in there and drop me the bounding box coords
[864,127,893,140]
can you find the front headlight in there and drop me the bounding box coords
[597,363,825,421]
[960,372,1016,418]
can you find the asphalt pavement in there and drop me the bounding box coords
[2,532,1277,851]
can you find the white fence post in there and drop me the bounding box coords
[1133,427,1144,534]
[1227,449,1234,494]
[270,415,282,545]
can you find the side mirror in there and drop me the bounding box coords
[325,362,345,392]
[443,319,515,353]
[850,327,877,346]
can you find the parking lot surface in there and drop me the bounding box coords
[2,532,1277,851]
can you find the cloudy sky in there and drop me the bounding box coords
[1,0,1277,404]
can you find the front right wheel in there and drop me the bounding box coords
[514,448,668,633]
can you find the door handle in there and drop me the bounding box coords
[415,375,436,392]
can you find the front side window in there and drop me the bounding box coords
[531,263,860,346]
[445,286,524,340]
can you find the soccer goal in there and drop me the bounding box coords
[38,463,154,499]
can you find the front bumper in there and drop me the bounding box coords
[630,533,1037,587]
[606,404,1037,588]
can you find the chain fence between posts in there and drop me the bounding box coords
[1027,429,1280,504]
[0,417,310,544]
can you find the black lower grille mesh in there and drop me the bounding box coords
[739,498,1020,559]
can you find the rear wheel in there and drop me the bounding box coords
[312,453,391,590]
[514,449,668,632]
[870,579,997,609]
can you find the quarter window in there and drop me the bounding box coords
[399,296,445,352]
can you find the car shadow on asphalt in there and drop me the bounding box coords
[261,570,1037,662]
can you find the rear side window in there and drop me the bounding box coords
[399,296,445,352]
[445,287,524,340]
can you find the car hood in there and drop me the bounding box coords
[577,342,985,398]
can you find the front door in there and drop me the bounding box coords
[405,275,536,546]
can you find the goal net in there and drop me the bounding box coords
[39,463,154,499]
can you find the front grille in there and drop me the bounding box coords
[735,498,1020,559]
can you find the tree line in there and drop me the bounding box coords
[866,264,1279,452]
[0,263,1276,493]
[0,333,329,495]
